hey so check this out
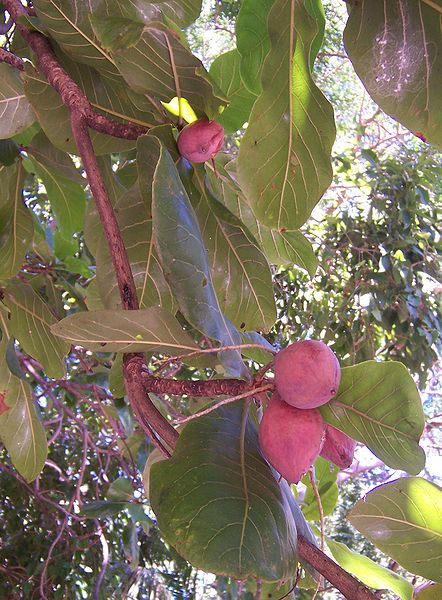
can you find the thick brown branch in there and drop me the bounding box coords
[141,371,263,397]
[69,112,178,453]
[3,0,147,139]
[0,47,24,70]
[298,537,378,600]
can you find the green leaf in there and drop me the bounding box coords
[187,168,276,332]
[344,0,442,148]
[0,64,35,139]
[349,477,442,584]
[0,162,34,281]
[209,50,257,133]
[4,281,70,379]
[108,476,134,501]
[416,585,442,600]
[33,0,120,80]
[152,0,203,28]
[0,139,21,166]
[150,402,299,581]
[326,538,413,600]
[304,0,326,69]
[301,457,339,520]
[150,138,247,378]
[111,21,226,119]
[22,64,137,155]
[0,307,47,482]
[208,165,317,275]
[236,0,273,95]
[320,361,426,475]
[80,500,129,518]
[50,307,201,355]
[237,0,335,230]
[28,133,86,238]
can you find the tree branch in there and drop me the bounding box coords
[0,47,24,70]
[3,0,148,139]
[298,537,378,600]
[70,111,178,455]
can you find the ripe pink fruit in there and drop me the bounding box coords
[320,425,356,469]
[274,340,341,409]
[177,118,224,163]
[259,393,326,483]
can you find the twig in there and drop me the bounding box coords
[0,47,24,70]
[308,469,325,550]
[298,536,378,600]
[173,384,273,425]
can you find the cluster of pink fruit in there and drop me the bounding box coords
[259,340,356,483]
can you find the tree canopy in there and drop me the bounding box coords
[0,0,441,598]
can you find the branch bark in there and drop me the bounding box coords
[0,47,24,70]
[298,537,378,600]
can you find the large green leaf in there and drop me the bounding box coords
[301,456,339,520]
[0,162,34,281]
[235,0,273,95]
[93,145,174,312]
[51,307,201,355]
[185,167,276,332]
[110,21,226,119]
[320,360,425,475]
[33,0,120,80]
[237,0,335,230]
[326,538,413,600]
[94,0,203,29]
[150,138,247,378]
[150,402,299,581]
[22,65,136,155]
[344,0,442,149]
[4,281,70,379]
[320,361,425,475]
[28,133,86,238]
[0,307,47,482]
[349,477,442,584]
[208,164,317,275]
[209,50,257,133]
[0,64,35,139]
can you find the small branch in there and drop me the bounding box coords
[173,384,273,425]
[3,0,147,139]
[141,371,272,398]
[0,47,24,70]
[298,537,378,600]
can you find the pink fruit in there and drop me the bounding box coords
[177,118,224,163]
[320,425,356,469]
[259,393,326,483]
[274,340,341,409]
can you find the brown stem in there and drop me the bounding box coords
[69,112,178,453]
[298,537,378,600]
[141,371,266,397]
[0,47,24,70]
[3,0,147,139]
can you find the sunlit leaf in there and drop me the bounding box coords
[320,361,425,474]
[326,537,413,600]
[344,0,442,148]
[236,0,273,94]
[237,0,335,230]
[150,402,299,580]
[349,477,442,583]
[209,50,257,133]
[51,307,201,355]
[301,457,339,520]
